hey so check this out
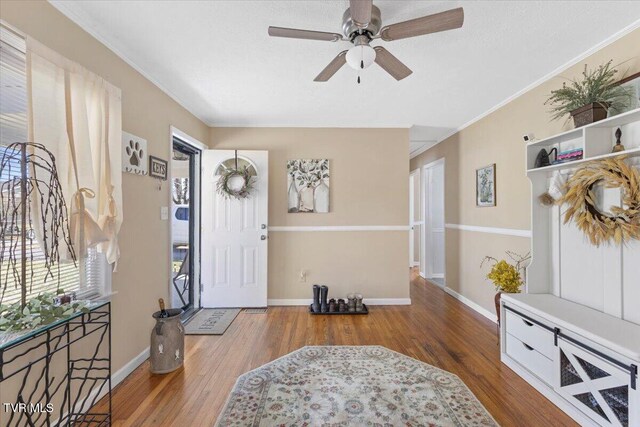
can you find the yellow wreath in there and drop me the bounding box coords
[559,157,640,246]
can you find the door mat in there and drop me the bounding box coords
[184,309,241,335]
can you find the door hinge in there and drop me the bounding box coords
[631,364,637,390]
[554,327,560,346]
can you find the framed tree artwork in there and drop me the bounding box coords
[476,164,496,207]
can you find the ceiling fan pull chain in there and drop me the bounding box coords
[357,75,361,84]
[360,60,364,69]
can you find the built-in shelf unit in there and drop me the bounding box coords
[501,107,640,427]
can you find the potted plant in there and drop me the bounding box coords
[545,60,632,128]
[481,251,530,325]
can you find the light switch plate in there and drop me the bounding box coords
[160,206,169,220]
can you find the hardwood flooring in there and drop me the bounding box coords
[96,270,576,426]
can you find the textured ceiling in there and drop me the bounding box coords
[51,1,640,142]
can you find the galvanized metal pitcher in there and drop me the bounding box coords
[150,308,184,374]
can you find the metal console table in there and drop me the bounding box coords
[0,301,111,426]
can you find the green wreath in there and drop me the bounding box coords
[217,167,255,199]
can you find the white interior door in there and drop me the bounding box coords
[423,159,445,280]
[409,170,422,269]
[200,150,268,308]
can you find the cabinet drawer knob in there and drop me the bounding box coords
[522,342,535,351]
[522,319,534,327]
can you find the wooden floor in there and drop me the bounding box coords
[96,270,576,426]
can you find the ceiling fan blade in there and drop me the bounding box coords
[380,7,464,41]
[268,26,343,42]
[314,51,348,82]
[349,0,373,28]
[373,47,412,81]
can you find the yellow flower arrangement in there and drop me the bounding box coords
[481,251,530,293]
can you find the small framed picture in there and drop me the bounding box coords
[476,164,496,207]
[149,155,168,180]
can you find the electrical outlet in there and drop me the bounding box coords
[299,270,307,283]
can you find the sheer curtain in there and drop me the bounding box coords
[27,37,123,271]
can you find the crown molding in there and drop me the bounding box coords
[49,1,213,127]
[417,18,640,156]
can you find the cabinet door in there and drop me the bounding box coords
[555,339,633,427]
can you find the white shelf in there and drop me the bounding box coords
[526,107,640,149]
[527,147,640,174]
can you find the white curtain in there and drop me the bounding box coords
[27,37,123,270]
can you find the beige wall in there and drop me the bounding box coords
[210,127,410,300]
[410,28,640,315]
[1,0,210,378]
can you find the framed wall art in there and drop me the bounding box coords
[476,164,496,207]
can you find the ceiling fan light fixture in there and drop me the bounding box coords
[346,44,376,70]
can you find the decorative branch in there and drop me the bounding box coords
[0,142,76,308]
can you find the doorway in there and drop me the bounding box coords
[171,136,202,318]
[422,159,445,286]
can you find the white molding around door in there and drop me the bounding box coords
[169,127,204,311]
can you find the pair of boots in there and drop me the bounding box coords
[312,285,328,313]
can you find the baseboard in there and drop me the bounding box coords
[268,298,412,306]
[112,346,150,385]
[443,287,497,324]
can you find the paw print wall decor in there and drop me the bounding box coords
[122,131,148,175]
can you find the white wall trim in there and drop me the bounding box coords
[112,346,150,386]
[268,298,411,306]
[445,223,532,238]
[268,225,410,232]
[444,287,497,324]
[410,18,640,158]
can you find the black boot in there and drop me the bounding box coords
[312,285,321,313]
[320,285,329,313]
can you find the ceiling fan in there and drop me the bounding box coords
[268,1,464,83]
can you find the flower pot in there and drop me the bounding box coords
[570,102,608,128]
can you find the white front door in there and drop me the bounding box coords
[200,150,268,308]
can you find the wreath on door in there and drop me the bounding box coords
[559,157,640,246]
[217,166,255,199]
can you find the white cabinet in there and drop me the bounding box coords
[501,294,639,427]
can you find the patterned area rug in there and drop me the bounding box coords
[184,309,240,335]
[216,346,497,426]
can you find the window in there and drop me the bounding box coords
[0,24,109,304]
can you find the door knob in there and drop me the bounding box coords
[261,235,267,240]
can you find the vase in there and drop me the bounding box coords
[150,308,184,374]
[312,285,320,313]
[287,180,299,213]
[313,181,329,213]
[570,102,608,128]
[299,185,314,212]
[320,285,329,313]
